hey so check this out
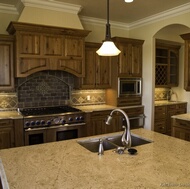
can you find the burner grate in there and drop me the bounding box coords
[19,106,81,116]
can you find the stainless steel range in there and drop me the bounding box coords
[19,106,86,146]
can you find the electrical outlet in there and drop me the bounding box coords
[87,95,91,101]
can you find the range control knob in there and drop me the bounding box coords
[31,121,35,126]
[69,117,73,122]
[25,121,30,127]
[61,119,66,124]
[75,117,80,121]
[41,120,45,125]
[80,116,84,121]
[46,120,51,125]
[36,120,40,125]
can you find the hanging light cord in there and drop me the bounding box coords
[105,0,111,41]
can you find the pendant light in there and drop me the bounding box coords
[96,0,121,56]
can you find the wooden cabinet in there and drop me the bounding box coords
[154,106,167,134]
[112,37,144,77]
[172,119,190,141]
[155,39,181,87]
[154,103,187,135]
[0,119,15,149]
[86,107,144,136]
[80,42,111,89]
[166,103,187,135]
[7,21,90,77]
[180,33,190,91]
[0,35,14,91]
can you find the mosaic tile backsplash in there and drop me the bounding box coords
[154,88,171,101]
[0,71,106,110]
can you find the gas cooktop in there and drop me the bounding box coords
[19,106,81,116]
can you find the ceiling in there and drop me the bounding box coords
[1,0,190,24]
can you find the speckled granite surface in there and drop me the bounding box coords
[0,111,23,119]
[0,128,190,189]
[154,100,187,106]
[171,113,190,121]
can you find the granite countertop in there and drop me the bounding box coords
[0,111,23,119]
[75,104,144,112]
[154,100,187,106]
[0,128,190,189]
[171,113,190,121]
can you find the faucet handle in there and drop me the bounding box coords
[98,138,104,155]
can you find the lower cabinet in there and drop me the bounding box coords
[0,119,15,149]
[154,103,187,135]
[172,119,190,141]
[86,107,144,137]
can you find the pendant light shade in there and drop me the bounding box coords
[96,0,121,56]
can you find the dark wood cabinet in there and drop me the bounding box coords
[7,21,90,77]
[0,119,15,149]
[112,37,144,77]
[79,42,111,89]
[154,103,187,135]
[172,118,190,141]
[155,39,181,87]
[0,35,14,91]
[86,107,144,136]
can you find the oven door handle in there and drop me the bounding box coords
[48,123,86,129]
[25,127,47,132]
[129,115,146,120]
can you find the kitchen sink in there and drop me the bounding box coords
[77,134,153,153]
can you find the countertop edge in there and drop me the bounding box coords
[0,159,9,189]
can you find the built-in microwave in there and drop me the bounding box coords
[118,78,142,97]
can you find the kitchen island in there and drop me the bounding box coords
[0,128,190,189]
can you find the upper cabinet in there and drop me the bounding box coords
[180,33,190,91]
[112,37,144,77]
[79,42,111,89]
[155,39,181,87]
[0,35,14,91]
[7,22,90,77]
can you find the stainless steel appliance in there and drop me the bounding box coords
[19,106,86,146]
[118,78,141,97]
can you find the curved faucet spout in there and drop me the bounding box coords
[106,108,131,149]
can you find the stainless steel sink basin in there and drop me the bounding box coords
[77,134,152,153]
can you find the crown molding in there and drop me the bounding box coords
[80,16,130,31]
[81,2,190,31]
[0,3,19,14]
[129,2,190,29]
[21,0,82,14]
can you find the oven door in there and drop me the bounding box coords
[25,127,47,145]
[25,123,86,145]
[46,123,86,142]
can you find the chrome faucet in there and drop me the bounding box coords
[106,109,132,149]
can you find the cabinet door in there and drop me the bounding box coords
[0,38,14,90]
[118,43,142,77]
[96,56,111,88]
[172,127,190,141]
[81,46,96,88]
[0,120,14,149]
[130,44,142,77]
[18,32,41,55]
[64,36,84,58]
[43,34,63,56]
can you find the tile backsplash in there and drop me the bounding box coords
[0,71,106,110]
[154,88,170,101]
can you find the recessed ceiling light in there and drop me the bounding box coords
[124,0,134,3]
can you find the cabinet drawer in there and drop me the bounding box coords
[175,119,190,128]
[154,120,166,133]
[155,106,166,119]
[0,119,13,127]
[123,107,144,117]
[176,103,187,110]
